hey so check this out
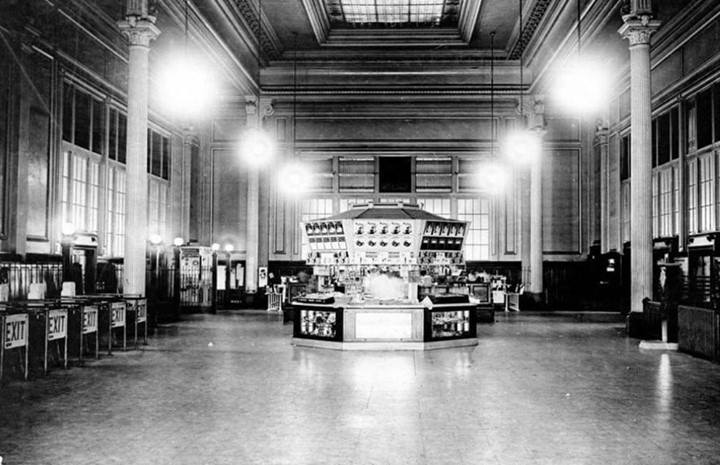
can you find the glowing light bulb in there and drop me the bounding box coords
[504,129,542,165]
[278,161,312,194]
[238,128,274,167]
[551,56,612,115]
[477,161,510,194]
[155,52,220,118]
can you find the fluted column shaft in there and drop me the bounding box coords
[118,12,159,296]
[245,99,260,295]
[529,156,543,294]
[620,17,660,312]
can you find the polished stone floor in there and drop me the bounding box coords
[1,311,720,465]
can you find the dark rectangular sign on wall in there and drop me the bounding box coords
[379,157,411,193]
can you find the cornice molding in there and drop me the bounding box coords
[229,0,282,60]
[509,0,553,60]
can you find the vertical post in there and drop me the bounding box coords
[244,97,263,305]
[118,3,160,298]
[0,314,5,383]
[619,12,661,314]
[44,310,49,375]
[173,246,181,316]
[597,123,610,252]
[211,250,218,314]
[528,97,546,300]
[79,307,84,364]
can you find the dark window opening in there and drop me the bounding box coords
[657,113,670,166]
[151,131,162,177]
[620,135,631,181]
[62,83,73,143]
[109,108,118,160]
[91,98,104,154]
[714,83,720,143]
[74,90,91,149]
[652,119,658,167]
[117,113,127,164]
[161,136,170,180]
[379,157,411,193]
[670,107,679,160]
[697,89,713,149]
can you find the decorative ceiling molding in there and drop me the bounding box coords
[230,0,282,60]
[508,0,552,59]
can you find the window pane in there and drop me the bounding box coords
[74,90,91,149]
[339,157,374,192]
[697,89,712,149]
[416,157,452,191]
[118,113,127,164]
[457,198,490,261]
[162,136,170,180]
[62,83,73,142]
[109,108,118,160]
[91,98,104,154]
[151,131,162,176]
[658,113,670,165]
[670,107,679,160]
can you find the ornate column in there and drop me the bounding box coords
[118,1,159,296]
[245,96,260,298]
[528,97,546,297]
[619,11,661,313]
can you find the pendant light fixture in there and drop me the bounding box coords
[239,0,276,167]
[156,0,218,118]
[480,31,509,194]
[278,32,311,193]
[504,0,541,165]
[551,0,611,114]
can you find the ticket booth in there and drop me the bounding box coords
[686,233,720,307]
[652,236,679,300]
[62,232,98,295]
[178,246,214,312]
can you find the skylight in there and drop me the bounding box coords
[326,0,461,27]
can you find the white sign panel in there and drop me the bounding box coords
[83,306,98,334]
[111,302,126,328]
[136,301,147,323]
[355,312,412,340]
[5,314,29,349]
[47,309,68,341]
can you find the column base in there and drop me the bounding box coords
[626,311,645,338]
[521,292,546,310]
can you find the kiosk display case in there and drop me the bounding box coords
[292,202,478,350]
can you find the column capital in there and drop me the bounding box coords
[245,95,258,115]
[618,17,661,47]
[530,95,546,130]
[117,17,160,47]
[260,98,275,119]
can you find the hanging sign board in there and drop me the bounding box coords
[5,314,29,349]
[111,302,126,328]
[83,306,98,334]
[47,309,68,341]
[258,267,268,288]
[136,301,147,324]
